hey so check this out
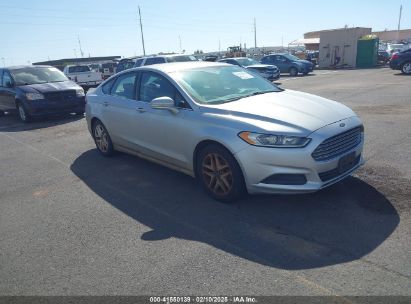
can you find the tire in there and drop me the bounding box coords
[16,102,31,123]
[289,67,298,76]
[92,120,114,156]
[196,144,246,202]
[401,62,411,74]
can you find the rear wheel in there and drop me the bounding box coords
[92,120,114,156]
[17,103,31,123]
[401,62,411,74]
[197,144,245,202]
[289,67,298,76]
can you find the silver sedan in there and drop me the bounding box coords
[85,62,364,202]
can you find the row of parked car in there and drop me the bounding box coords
[0,52,317,123]
[117,53,314,79]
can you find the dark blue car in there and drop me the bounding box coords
[389,49,411,74]
[260,53,314,76]
[0,65,85,122]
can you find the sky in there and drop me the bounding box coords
[0,0,409,65]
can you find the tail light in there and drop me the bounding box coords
[391,53,399,60]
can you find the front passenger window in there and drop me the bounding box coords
[111,73,137,99]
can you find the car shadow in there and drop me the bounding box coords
[70,149,399,270]
[393,73,410,76]
[0,112,84,132]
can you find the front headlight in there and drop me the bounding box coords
[76,89,85,97]
[239,131,310,148]
[25,93,45,100]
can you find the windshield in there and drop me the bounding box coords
[283,54,300,61]
[172,66,281,105]
[166,55,198,63]
[11,67,68,85]
[235,58,260,66]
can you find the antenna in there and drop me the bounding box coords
[78,35,84,58]
[138,6,146,56]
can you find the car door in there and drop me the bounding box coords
[0,70,17,111]
[273,55,289,73]
[99,71,146,149]
[132,70,193,169]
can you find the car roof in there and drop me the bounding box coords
[129,61,228,74]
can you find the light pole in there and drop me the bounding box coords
[1,57,5,67]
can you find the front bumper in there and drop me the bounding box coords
[234,117,364,194]
[25,97,85,116]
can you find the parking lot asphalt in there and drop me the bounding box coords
[0,67,410,296]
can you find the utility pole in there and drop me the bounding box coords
[78,35,84,58]
[1,57,5,67]
[178,35,182,53]
[398,5,403,31]
[254,17,257,48]
[138,6,146,56]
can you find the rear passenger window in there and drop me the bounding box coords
[144,57,166,66]
[111,73,137,99]
[135,58,144,67]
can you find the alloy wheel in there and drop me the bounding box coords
[202,153,233,195]
[402,62,411,74]
[18,105,27,121]
[94,124,109,153]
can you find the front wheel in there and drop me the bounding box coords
[17,103,31,122]
[197,144,246,202]
[401,62,411,74]
[289,67,298,76]
[92,120,114,156]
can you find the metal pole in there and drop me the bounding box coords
[254,18,257,48]
[398,5,402,31]
[138,6,146,56]
[179,35,182,53]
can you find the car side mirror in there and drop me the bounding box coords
[150,96,179,114]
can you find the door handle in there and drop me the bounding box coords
[103,101,109,107]
[136,107,146,113]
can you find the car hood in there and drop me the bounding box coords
[200,90,356,136]
[247,64,277,69]
[18,81,81,93]
[296,59,313,66]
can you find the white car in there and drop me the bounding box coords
[86,62,364,202]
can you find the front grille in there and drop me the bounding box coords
[44,90,76,102]
[319,155,361,182]
[312,126,363,161]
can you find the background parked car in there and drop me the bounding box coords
[0,65,85,122]
[63,65,103,88]
[260,53,314,76]
[134,54,198,67]
[218,57,280,81]
[116,57,138,73]
[389,49,411,74]
[100,62,118,79]
[378,50,390,64]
